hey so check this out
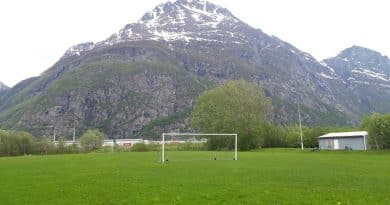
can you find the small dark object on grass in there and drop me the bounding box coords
[311,148,319,152]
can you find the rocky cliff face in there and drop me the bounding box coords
[323,46,390,87]
[0,0,389,138]
[322,46,390,114]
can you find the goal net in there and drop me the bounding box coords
[160,133,237,163]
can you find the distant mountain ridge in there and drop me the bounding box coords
[0,82,9,93]
[0,0,389,138]
[322,46,390,113]
[323,46,390,87]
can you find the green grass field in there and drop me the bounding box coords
[1,150,390,205]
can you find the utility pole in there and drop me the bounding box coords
[53,127,56,142]
[298,103,304,150]
[73,125,76,142]
[112,141,114,153]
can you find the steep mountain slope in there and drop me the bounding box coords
[323,46,390,87]
[0,82,8,91]
[0,0,386,138]
[0,81,9,97]
[323,46,390,113]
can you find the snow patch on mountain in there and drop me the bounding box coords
[351,69,389,82]
[63,42,95,58]
[97,0,246,45]
[318,72,337,80]
[62,0,265,59]
[319,61,336,73]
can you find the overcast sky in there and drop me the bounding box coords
[0,0,389,87]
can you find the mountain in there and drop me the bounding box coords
[0,0,388,138]
[323,46,390,87]
[0,82,9,96]
[323,46,390,113]
[0,81,8,90]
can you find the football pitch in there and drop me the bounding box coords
[0,150,389,205]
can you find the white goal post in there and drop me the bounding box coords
[161,133,238,163]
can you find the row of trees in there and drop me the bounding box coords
[0,130,34,156]
[202,122,353,150]
[191,79,390,150]
[260,124,355,148]
[0,129,104,156]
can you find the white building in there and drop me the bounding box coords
[318,131,368,150]
[103,139,145,147]
[53,141,78,146]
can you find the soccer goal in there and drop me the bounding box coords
[161,133,238,163]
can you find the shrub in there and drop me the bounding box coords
[79,130,104,152]
[131,143,149,152]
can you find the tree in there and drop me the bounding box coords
[261,123,288,148]
[0,130,34,156]
[0,130,10,156]
[33,137,55,155]
[0,130,14,156]
[57,136,66,154]
[12,131,33,155]
[361,113,390,149]
[191,79,272,150]
[79,129,104,151]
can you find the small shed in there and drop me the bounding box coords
[318,131,368,150]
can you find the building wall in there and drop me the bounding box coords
[319,137,366,150]
[103,139,143,147]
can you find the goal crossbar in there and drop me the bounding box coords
[161,133,238,163]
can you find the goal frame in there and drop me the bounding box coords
[161,133,238,163]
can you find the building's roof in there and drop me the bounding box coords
[318,131,368,139]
